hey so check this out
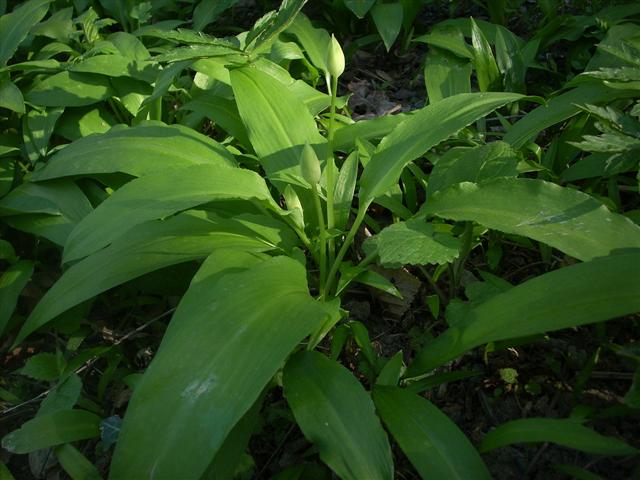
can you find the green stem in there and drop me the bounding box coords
[324,206,367,298]
[325,75,339,268]
[418,266,447,304]
[311,183,327,297]
[454,222,474,288]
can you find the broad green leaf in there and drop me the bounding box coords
[140,60,192,106]
[0,180,92,245]
[63,164,280,263]
[371,3,403,52]
[376,351,404,386]
[344,0,376,18]
[38,374,82,416]
[407,252,640,376]
[504,83,638,148]
[0,0,52,66]
[181,92,250,147]
[471,18,500,92]
[68,55,156,82]
[0,80,25,113]
[0,260,34,336]
[193,0,241,31]
[553,464,602,480]
[55,106,117,141]
[283,351,394,480]
[424,50,472,104]
[1,410,100,454]
[359,92,523,205]
[31,123,234,181]
[426,141,519,197]
[333,113,408,152]
[0,461,15,480]
[54,444,102,480]
[23,107,64,162]
[25,72,114,107]
[374,386,491,479]
[230,66,325,189]
[20,352,60,380]
[285,13,330,71]
[495,26,526,93]
[364,219,460,267]
[110,254,327,479]
[421,178,640,261]
[334,151,358,231]
[480,418,638,456]
[16,211,294,344]
[245,0,307,54]
[415,26,474,59]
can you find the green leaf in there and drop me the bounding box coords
[0,0,52,66]
[110,254,327,478]
[230,66,325,189]
[55,106,117,141]
[245,0,307,54]
[193,0,241,31]
[31,123,234,181]
[344,0,376,18]
[283,351,394,480]
[371,3,403,52]
[0,180,92,245]
[364,219,460,267]
[54,444,102,480]
[334,151,358,232]
[286,13,330,72]
[415,26,474,59]
[0,461,16,480]
[20,352,60,381]
[38,374,82,416]
[0,80,25,113]
[374,386,491,479]
[25,72,114,107]
[504,83,638,148]
[421,178,640,261]
[480,418,638,456]
[16,211,293,344]
[426,141,519,197]
[63,164,280,263]
[23,107,64,162]
[424,50,472,104]
[333,113,408,152]
[376,351,404,386]
[359,92,523,206]
[0,260,33,336]
[1,410,101,454]
[407,252,640,376]
[471,18,500,92]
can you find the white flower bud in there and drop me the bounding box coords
[300,143,321,185]
[326,34,345,78]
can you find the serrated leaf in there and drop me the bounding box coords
[364,219,460,267]
[374,386,491,479]
[480,418,638,456]
[110,253,327,478]
[421,178,640,261]
[1,410,100,454]
[408,252,640,376]
[284,351,394,480]
[20,352,60,381]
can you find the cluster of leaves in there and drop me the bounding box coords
[1,0,639,479]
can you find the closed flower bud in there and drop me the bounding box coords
[300,143,321,185]
[326,34,345,78]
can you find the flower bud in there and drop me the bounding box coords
[300,143,321,185]
[326,34,345,78]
